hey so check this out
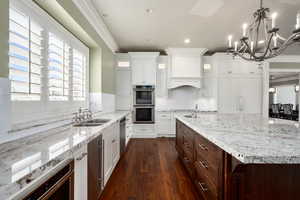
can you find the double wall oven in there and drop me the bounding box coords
[133,85,155,123]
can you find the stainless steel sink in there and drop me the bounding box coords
[184,115,193,118]
[86,119,110,124]
[73,118,111,127]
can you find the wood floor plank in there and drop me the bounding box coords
[99,138,201,200]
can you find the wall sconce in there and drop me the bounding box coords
[158,63,166,69]
[295,85,299,92]
[269,87,276,93]
[203,64,211,72]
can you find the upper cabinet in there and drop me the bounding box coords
[166,48,207,89]
[129,52,159,85]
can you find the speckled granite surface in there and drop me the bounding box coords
[0,111,129,200]
[176,113,300,164]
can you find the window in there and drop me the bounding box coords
[9,8,43,101]
[73,49,86,101]
[48,33,70,101]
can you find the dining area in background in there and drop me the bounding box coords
[269,72,300,121]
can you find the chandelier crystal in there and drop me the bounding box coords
[227,0,300,62]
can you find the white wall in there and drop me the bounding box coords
[274,85,297,107]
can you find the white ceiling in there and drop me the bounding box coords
[91,0,300,54]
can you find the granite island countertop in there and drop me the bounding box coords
[176,113,300,164]
[0,111,129,200]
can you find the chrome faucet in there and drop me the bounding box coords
[73,107,93,123]
[191,104,199,118]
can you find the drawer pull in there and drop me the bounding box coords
[184,157,190,162]
[198,144,208,151]
[200,161,208,169]
[198,182,208,192]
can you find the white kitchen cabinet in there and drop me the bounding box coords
[155,111,175,137]
[103,125,113,185]
[112,121,120,168]
[129,52,159,85]
[116,68,132,110]
[126,113,133,145]
[156,56,168,97]
[74,145,88,200]
[103,121,121,185]
[218,76,262,113]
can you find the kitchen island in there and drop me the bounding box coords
[175,113,300,200]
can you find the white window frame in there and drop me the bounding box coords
[10,0,89,127]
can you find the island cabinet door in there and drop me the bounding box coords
[226,162,300,200]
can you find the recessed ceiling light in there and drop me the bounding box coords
[184,38,191,44]
[146,9,153,14]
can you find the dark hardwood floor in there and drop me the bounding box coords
[99,138,200,200]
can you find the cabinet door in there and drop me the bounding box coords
[103,126,113,185]
[218,77,236,113]
[75,145,88,200]
[131,59,145,85]
[239,77,262,113]
[112,122,120,167]
[116,69,132,110]
[143,60,157,85]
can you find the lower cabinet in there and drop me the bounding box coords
[103,121,121,186]
[176,120,224,200]
[74,145,88,200]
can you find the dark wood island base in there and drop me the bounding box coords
[176,120,300,200]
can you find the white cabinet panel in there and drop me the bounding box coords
[218,77,262,114]
[129,52,159,85]
[116,69,131,96]
[74,145,88,200]
[103,126,113,185]
[172,56,201,77]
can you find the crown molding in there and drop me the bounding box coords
[72,0,118,53]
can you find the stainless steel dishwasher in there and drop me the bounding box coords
[120,117,126,155]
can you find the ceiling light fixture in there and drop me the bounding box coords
[227,0,300,62]
[184,38,191,44]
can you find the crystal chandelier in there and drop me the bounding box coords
[227,0,300,62]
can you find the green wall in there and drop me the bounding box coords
[102,47,115,94]
[270,62,300,69]
[34,0,116,94]
[0,0,9,78]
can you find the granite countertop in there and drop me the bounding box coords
[176,113,300,164]
[0,111,129,200]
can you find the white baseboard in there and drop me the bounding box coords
[131,134,157,138]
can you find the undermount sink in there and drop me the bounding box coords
[73,118,111,127]
[86,119,110,124]
[184,115,193,118]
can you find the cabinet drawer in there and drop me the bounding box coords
[195,153,220,187]
[156,112,171,120]
[194,178,217,200]
[195,134,223,168]
[133,124,155,134]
